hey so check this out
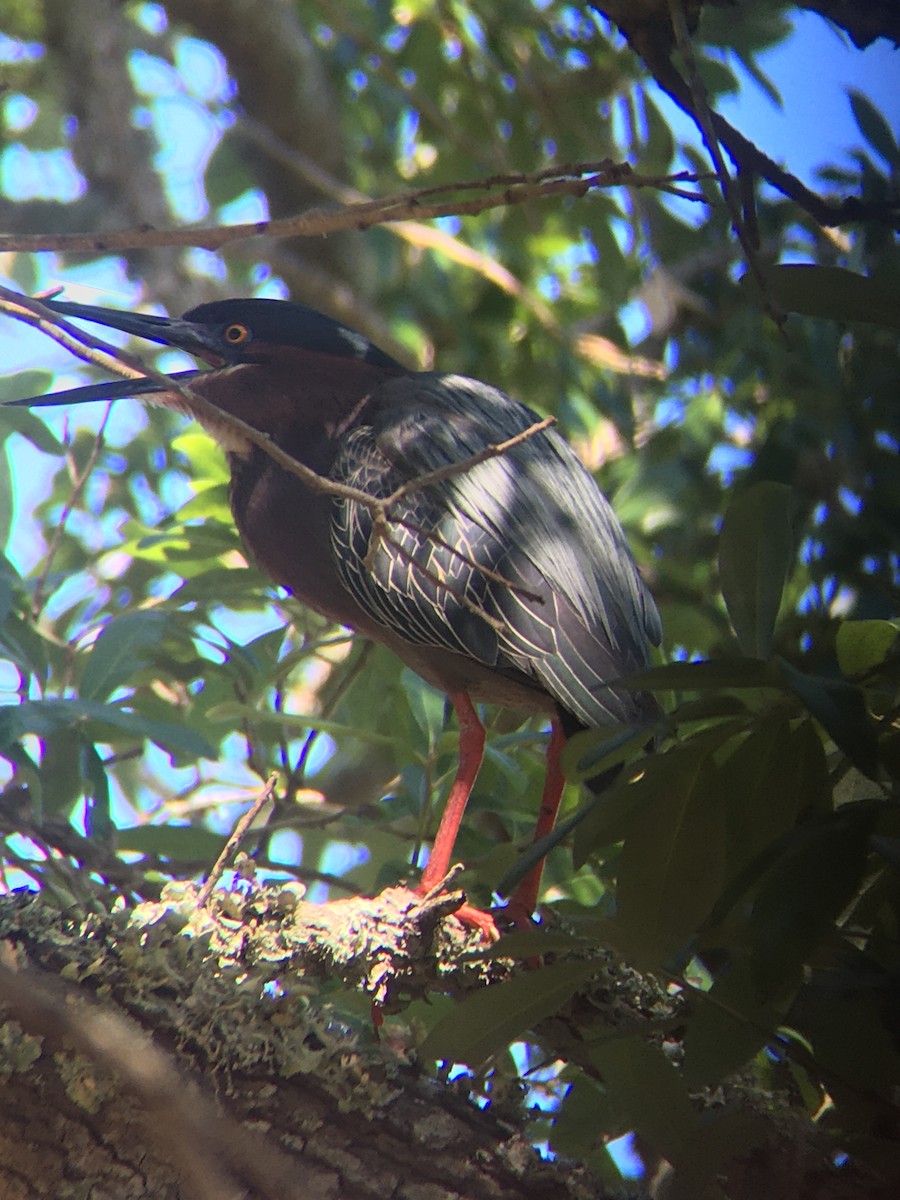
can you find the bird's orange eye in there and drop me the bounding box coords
[223,323,251,345]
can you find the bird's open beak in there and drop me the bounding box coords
[4,297,228,408]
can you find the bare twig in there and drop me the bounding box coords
[238,117,669,379]
[196,774,278,910]
[666,0,780,324]
[31,407,113,618]
[0,161,709,255]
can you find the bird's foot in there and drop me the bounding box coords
[414,869,500,942]
[446,901,500,942]
[494,896,538,932]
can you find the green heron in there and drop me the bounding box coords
[12,296,661,932]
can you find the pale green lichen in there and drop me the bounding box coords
[54,1049,116,1113]
[0,1019,43,1080]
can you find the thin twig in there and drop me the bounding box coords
[0,162,710,255]
[196,774,278,910]
[666,0,780,325]
[31,407,113,618]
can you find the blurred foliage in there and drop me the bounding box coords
[0,0,898,1193]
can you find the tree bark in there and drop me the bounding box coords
[0,885,617,1200]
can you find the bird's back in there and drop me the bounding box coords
[330,371,660,730]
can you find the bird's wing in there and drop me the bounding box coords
[330,372,661,727]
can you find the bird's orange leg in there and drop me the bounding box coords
[416,691,497,939]
[504,716,567,925]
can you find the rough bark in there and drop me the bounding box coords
[0,884,619,1200]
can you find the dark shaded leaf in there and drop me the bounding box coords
[616,747,726,970]
[719,482,795,658]
[682,962,780,1089]
[81,611,171,700]
[748,808,876,1000]
[720,718,830,885]
[760,264,900,330]
[464,929,593,961]
[777,658,879,778]
[796,991,900,1097]
[81,739,113,840]
[668,1111,776,1200]
[587,1037,699,1164]
[420,958,599,1065]
[848,89,900,169]
[623,658,774,692]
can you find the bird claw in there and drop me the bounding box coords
[446,901,501,943]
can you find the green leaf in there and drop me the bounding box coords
[81,611,170,700]
[0,443,13,555]
[623,657,774,692]
[759,264,900,331]
[8,698,215,762]
[571,736,728,868]
[798,990,900,1096]
[80,739,113,840]
[616,747,726,970]
[0,394,64,453]
[777,658,879,778]
[464,929,593,961]
[419,958,600,1065]
[668,1111,776,1200]
[206,703,398,747]
[718,483,795,658]
[117,825,226,861]
[682,962,779,1089]
[748,808,876,1000]
[719,718,830,885]
[563,722,654,784]
[0,613,49,680]
[551,1074,620,1161]
[848,89,900,169]
[835,620,898,677]
[587,1037,699,1165]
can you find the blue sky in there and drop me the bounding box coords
[711,10,898,185]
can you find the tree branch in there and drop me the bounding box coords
[0,161,709,255]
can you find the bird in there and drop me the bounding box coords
[12,295,662,934]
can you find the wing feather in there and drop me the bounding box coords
[329,372,661,727]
